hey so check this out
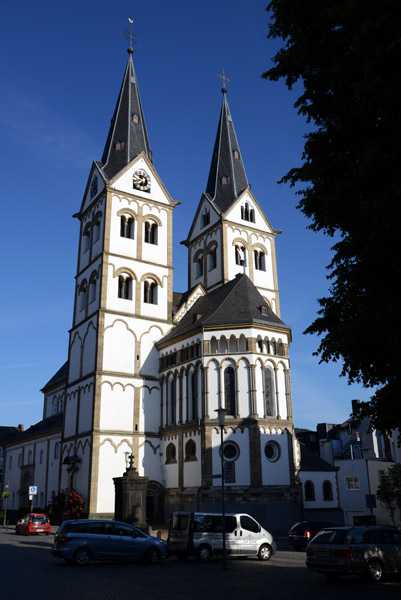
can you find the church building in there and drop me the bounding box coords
[3,43,300,532]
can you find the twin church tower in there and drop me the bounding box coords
[18,43,299,527]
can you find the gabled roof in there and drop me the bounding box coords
[160,274,289,345]
[101,48,152,181]
[4,414,63,446]
[299,445,338,472]
[41,361,68,392]
[205,89,249,213]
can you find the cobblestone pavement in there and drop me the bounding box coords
[1,529,400,600]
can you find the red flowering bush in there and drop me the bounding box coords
[66,490,85,517]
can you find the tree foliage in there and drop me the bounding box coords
[376,463,401,525]
[262,0,401,433]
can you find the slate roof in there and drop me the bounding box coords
[2,414,63,446]
[299,445,338,472]
[101,49,152,180]
[41,361,68,392]
[160,274,289,345]
[206,90,249,213]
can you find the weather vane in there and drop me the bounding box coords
[124,18,139,51]
[217,66,231,92]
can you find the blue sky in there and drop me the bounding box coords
[0,0,374,431]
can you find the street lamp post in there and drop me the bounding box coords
[215,407,228,569]
[3,481,10,527]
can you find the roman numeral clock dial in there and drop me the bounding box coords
[133,169,151,192]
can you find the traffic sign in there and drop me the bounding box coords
[29,486,37,495]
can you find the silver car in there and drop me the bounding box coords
[51,519,168,566]
[306,526,401,582]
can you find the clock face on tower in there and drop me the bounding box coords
[133,169,151,192]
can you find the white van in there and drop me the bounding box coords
[168,512,276,562]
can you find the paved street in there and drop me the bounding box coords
[0,529,400,600]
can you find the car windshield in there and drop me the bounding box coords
[31,515,48,524]
[311,529,348,544]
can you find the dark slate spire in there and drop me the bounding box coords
[205,89,249,213]
[101,48,152,180]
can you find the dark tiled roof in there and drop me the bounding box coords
[206,90,249,213]
[161,274,289,344]
[0,426,22,445]
[4,414,63,446]
[41,361,68,391]
[300,445,338,472]
[101,50,152,180]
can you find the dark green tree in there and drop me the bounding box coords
[262,0,401,434]
[376,463,401,525]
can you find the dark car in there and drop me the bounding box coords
[15,513,51,536]
[52,519,168,566]
[288,521,333,551]
[306,525,401,582]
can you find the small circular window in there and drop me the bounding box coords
[264,441,280,462]
[221,442,240,461]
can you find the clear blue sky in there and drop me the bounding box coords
[0,0,374,431]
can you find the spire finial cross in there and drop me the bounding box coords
[124,19,139,52]
[217,66,231,92]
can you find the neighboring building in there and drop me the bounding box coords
[298,400,401,527]
[2,43,299,533]
[297,445,342,524]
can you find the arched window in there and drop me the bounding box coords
[185,439,197,461]
[144,280,158,304]
[257,338,263,353]
[208,248,217,271]
[323,480,333,501]
[195,256,203,278]
[115,140,124,151]
[304,480,315,501]
[219,336,228,353]
[190,370,198,420]
[264,368,276,417]
[224,366,236,416]
[235,244,246,266]
[229,335,237,352]
[54,443,59,459]
[254,249,266,271]
[120,215,135,239]
[118,274,133,300]
[92,216,101,243]
[211,337,218,354]
[88,274,97,304]
[132,113,139,123]
[170,378,177,425]
[144,220,158,244]
[277,340,285,356]
[78,281,87,312]
[165,443,177,464]
[241,202,255,222]
[233,150,240,159]
[82,224,91,253]
[221,175,229,185]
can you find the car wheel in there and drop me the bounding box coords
[258,544,272,561]
[197,545,212,562]
[367,559,384,583]
[73,548,91,566]
[145,547,161,564]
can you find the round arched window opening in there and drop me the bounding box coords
[220,442,240,462]
[264,441,280,462]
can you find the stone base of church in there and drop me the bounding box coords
[163,485,301,536]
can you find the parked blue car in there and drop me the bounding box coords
[52,519,168,566]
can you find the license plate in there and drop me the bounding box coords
[36,529,44,532]
[315,550,330,557]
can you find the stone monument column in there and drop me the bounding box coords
[113,455,149,531]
